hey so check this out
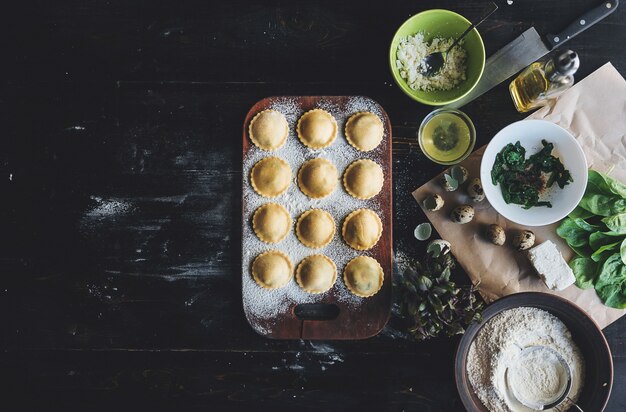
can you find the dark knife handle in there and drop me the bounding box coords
[545,0,619,50]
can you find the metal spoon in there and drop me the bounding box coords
[420,2,498,77]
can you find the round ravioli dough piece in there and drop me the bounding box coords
[343,256,384,297]
[252,203,292,244]
[342,208,382,250]
[298,158,338,199]
[248,109,289,151]
[251,250,293,289]
[296,109,337,149]
[343,159,384,200]
[345,112,384,151]
[295,254,337,294]
[250,156,292,198]
[296,209,335,248]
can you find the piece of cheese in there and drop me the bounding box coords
[527,240,576,291]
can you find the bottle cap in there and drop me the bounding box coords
[555,50,579,76]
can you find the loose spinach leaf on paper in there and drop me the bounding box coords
[572,218,603,233]
[578,181,626,216]
[589,170,626,198]
[556,219,593,257]
[602,213,626,234]
[589,231,624,250]
[568,206,595,220]
[594,253,626,309]
[569,257,599,289]
[557,170,626,308]
[591,241,621,262]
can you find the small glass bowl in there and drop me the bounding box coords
[418,108,476,165]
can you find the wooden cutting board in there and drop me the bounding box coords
[241,96,392,340]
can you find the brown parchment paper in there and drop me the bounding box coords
[411,63,626,329]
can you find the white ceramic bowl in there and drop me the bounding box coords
[480,120,588,227]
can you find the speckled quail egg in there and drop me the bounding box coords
[456,166,469,184]
[427,239,451,255]
[486,224,505,246]
[440,175,458,192]
[451,205,474,224]
[423,194,445,211]
[467,178,485,202]
[512,230,535,250]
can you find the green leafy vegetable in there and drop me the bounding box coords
[398,250,483,341]
[594,254,626,309]
[602,213,626,234]
[568,257,598,289]
[568,206,594,220]
[491,140,572,209]
[557,170,626,308]
[579,193,626,216]
[556,219,592,257]
[588,170,626,198]
[572,218,603,233]
[589,231,623,250]
[591,241,621,263]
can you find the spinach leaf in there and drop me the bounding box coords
[569,257,599,289]
[589,170,626,198]
[491,142,525,185]
[596,284,626,309]
[594,253,626,309]
[556,219,592,257]
[572,218,603,233]
[602,213,626,234]
[491,140,569,209]
[589,231,625,250]
[568,206,594,220]
[591,241,621,262]
[502,141,526,170]
[558,170,626,308]
[528,140,572,188]
[578,193,626,216]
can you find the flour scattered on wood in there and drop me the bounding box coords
[242,97,389,333]
[270,342,345,372]
[84,196,134,218]
[467,307,584,412]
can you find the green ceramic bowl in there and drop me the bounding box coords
[389,9,486,106]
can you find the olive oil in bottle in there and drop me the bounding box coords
[509,50,579,113]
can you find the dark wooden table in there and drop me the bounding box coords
[2,1,625,410]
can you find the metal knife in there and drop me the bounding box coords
[447,0,619,109]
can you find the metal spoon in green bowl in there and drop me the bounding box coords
[420,2,498,77]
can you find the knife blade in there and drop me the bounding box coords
[447,0,619,109]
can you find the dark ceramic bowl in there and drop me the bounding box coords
[455,292,613,411]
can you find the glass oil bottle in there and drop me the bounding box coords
[509,50,579,113]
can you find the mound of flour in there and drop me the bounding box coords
[467,307,584,412]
